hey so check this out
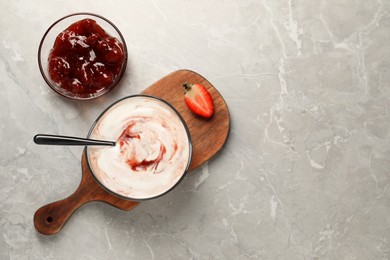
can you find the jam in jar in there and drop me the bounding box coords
[48,19,125,97]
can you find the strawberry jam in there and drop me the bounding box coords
[48,19,125,97]
[117,122,167,172]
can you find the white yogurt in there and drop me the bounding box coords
[87,96,191,200]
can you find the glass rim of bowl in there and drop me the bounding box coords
[38,12,128,100]
[85,94,193,201]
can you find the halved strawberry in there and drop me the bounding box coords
[183,82,214,118]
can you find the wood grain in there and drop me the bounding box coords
[34,69,230,235]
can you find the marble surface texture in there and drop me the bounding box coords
[1,0,389,259]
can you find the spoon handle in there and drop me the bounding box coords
[34,134,115,146]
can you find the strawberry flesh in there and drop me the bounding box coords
[183,83,214,118]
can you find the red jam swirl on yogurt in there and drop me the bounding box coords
[87,96,191,200]
[48,19,125,96]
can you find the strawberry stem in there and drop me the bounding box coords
[183,82,193,91]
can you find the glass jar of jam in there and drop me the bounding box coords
[39,13,127,100]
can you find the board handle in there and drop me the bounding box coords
[34,189,88,235]
[34,150,140,235]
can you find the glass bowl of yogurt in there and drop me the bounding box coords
[86,95,192,201]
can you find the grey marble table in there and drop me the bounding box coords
[1,0,389,259]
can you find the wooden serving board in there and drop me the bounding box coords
[34,69,230,235]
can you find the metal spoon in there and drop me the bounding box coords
[34,134,116,146]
